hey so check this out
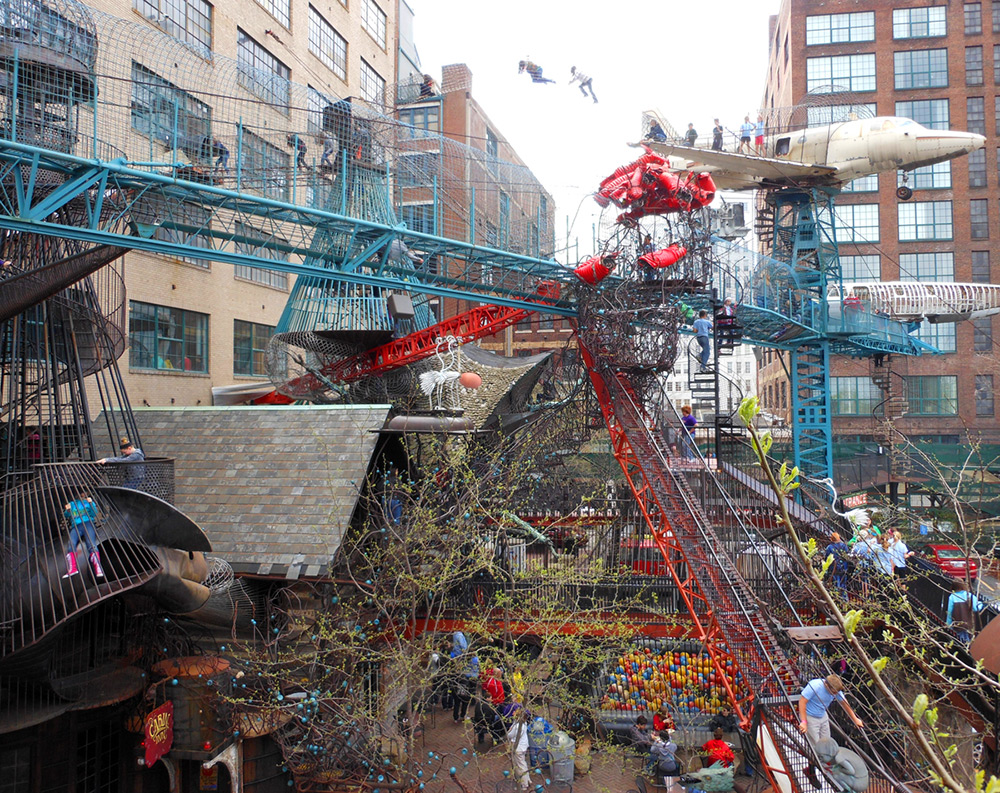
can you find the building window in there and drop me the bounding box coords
[308,6,346,80]
[893,6,947,38]
[995,97,1000,132]
[967,46,985,85]
[994,0,1000,31]
[255,0,288,27]
[969,148,988,187]
[898,251,955,281]
[237,29,290,111]
[144,197,213,267]
[805,12,875,45]
[995,45,1000,84]
[0,747,31,793]
[976,374,995,416]
[897,201,952,241]
[806,103,876,126]
[396,150,440,186]
[968,96,987,134]
[241,130,289,201]
[400,203,434,234]
[831,203,879,243]
[806,54,876,92]
[76,724,121,793]
[839,254,881,282]
[234,221,288,289]
[842,174,879,193]
[973,317,993,351]
[234,319,274,376]
[894,49,949,89]
[895,98,949,129]
[129,301,208,372]
[914,321,957,352]
[130,62,211,147]
[307,86,329,134]
[359,58,385,106]
[361,0,386,48]
[899,161,951,190]
[134,0,212,53]
[972,250,991,282]
[971,198,990,238]
[906,375,958,415]
[398,106,441,135]
[831,376,882,416]
[966,2,984,33]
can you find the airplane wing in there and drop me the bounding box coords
[640,142,840,190]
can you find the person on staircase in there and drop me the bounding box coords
[681,405,698,460]
[63,493,104,578]
[693,310,713,372]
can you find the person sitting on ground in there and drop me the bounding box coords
[647,121,667,143]
[701,727,735,767]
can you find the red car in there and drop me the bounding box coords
[921,544,979,580]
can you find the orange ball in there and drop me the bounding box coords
[459,372,482,389]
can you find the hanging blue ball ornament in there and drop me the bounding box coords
[449,767,456,776]
[171,679,178,686]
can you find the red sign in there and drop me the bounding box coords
[842,492,868,509]
[144,702,174,767]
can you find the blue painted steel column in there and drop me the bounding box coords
[790,341,833,482]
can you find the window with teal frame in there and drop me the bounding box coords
[906,375,958,415]
[131,61,211,146]
[240,129,289,201]
[234,319,275,376]
[831,376,882,416]
[129,301,209,372]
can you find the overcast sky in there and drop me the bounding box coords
[409,0,778,260]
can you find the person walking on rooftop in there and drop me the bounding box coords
[569,66,598,103]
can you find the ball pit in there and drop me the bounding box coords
[599,641,745,721]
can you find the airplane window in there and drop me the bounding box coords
[881,120,896,131]
[776,138,790,156]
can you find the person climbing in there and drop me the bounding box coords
[287,134,308,169]
[712,119,724,151]
[569,66,598,102]
[63,493,104,579]
[518,60,555,84]
[738,115,754,154]
[798,674,863,788]
[680,405,698,460]
[693,309,713,371]
[320,133,337,169]
[684,123,698,146]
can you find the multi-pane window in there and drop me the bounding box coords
[359,58,385,106]
[149,198,213,267]
[400,203,434,234]
[831,377,882,416]
[0,747,31,793]
[241,130,289,201]
[897,201,953,240]
[899,161,951,190]
[907,375,958,415]
[914,321,957,353]
[995,98,1000,132]
[806,54,876,92]
[234,221,288,289]
[805,12,875,45]
[969,148,988,187]
[306,86,329,134]
[893,6,947,38]
[994,0,1000,31]
[968,96,987,133]
[966,2,983,33]
[972,250,991,282]
[361,0,386,47]
[995,45,1000,83]
[396,151,440,186]
[131,62,211,147]
[898,251,955,281]
[840,254,881,282]
[973,317,993,351]
[895,49,949,89]
[486,128,499,176]
[833,204,879,242]
[398,106,441,135]
[255,0,288,26]
[237,29,290,111]
[967,46,985,85]
[895,99,949,129]
[806,103,876,126]
[129,301,208,372]
[308,6,346,80]
[134,0,212,52]
[971,198,990,238]
[976,374,995,416]
[842,174,879,193]
[234,319,274,376]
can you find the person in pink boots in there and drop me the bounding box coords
[62,494,104,579]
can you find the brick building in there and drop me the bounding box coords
[761,0,1000,494]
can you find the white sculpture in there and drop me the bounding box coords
[418,336,462,410]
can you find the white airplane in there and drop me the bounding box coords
[643,116,985,199]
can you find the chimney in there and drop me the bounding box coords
[441,64,472,94]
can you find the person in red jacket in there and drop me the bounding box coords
[653,704,675,733]
[482,668,506,743]
[701,727,735,767]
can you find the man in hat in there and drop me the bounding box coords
[798,674,863,745]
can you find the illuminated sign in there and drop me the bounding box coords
[144,701,174,767]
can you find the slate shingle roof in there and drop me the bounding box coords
[129,405,390,577]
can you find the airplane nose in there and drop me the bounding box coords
[914,131,986,161]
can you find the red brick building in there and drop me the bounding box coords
[761,0,1000,492]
